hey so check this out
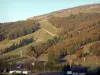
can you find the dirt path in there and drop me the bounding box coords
[39,19,59,36]
[42,29,55,36]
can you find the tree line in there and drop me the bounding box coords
[26,37,62,58]
[0,20,40,40]
[8,23,40,40]
[0,37,34,54]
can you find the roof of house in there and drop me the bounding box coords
[72,66,87,72]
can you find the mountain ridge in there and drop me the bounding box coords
[27,3,100,21]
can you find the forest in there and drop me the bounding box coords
[0,20,40,40]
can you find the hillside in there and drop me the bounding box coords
[27,3,100,20]
[0,3,100,71]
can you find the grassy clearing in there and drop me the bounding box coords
[82,42,94,54]
[0,19,58,59]
[39,19,59,35]
[0,19,58,57]
[37,53,48,61]
[0,28,53,49]
[1,30,54,57]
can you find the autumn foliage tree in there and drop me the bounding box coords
[89,41,100,56]
[76,50,83,59]
[30,37,61,57]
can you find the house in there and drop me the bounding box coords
[72,66,87,75]
[9,70,32,75]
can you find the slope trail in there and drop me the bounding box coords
[39,19,59,37]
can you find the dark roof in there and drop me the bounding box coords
[72,66,87,72]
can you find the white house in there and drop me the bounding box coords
[9,70,32,75]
